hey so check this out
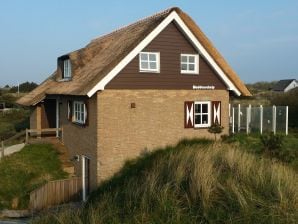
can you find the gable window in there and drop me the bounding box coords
[139,52,160,73]
[73,101,87,124]
[181,54,199,74]
[63,59,72,79]
[194,101,210,128]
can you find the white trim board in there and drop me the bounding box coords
[87,11,241,97]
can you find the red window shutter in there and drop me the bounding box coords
[184,101,194,128]
[67,100,73,121]
[212,101,221,125]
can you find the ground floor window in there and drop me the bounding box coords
[194,101,211,128]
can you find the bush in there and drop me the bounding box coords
[14,118,30,132]
[260,132,284,156]
[208,123,224,140]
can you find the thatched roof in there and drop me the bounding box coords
[18,7,251,106]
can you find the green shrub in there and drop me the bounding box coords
[208,123,224,140]
[260,132,284,156]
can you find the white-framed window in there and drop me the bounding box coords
[181,54,199,74]
[63,59,71,79]
[73,101,86,124]
[139,52,160,73]
[194,101,211,128]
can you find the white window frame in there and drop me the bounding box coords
[73,101,85,124]
[181,54,199,74]
[139,52,160,73]
[194,101,211,128]
[63,59,72,79]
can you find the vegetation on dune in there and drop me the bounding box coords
[0,108,30,141]
[32,139,298,224]
[0,144,67,209]
[271,88,298,128]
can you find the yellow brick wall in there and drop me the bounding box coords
[97,89,229,181]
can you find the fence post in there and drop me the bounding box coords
[272,105,276,135]
[246,105,250,134]
[232,107,235,134]
[285,106,288,136]
[238,104,241,132]
[260,105,263,134]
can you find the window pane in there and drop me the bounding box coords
[189,56,195,63]
[202,115,208,124]
[195,104,201,113]
[189,64,195,71]
[181,55,187,62]
[149,54,156,61]
[202,104,208,113]
[181,63,187,71]
[149,62,156,69]
[140,53,148,61]
[141,62,148,69]
[195,115,201,124]
[81,104,84,112]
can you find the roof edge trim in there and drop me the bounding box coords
[87,10,241,97]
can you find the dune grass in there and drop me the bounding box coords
[32,139,298,224]
[0,144,67,209]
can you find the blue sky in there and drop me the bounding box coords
[0,0,297,86]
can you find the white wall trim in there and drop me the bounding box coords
[87,11,241,97]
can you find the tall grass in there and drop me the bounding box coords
[32,141,298,223]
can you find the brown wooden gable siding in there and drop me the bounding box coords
[106,22,227,89]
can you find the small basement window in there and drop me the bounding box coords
[73,101,86,124]
[181,54,199,74]
[139,52,160,73]
[63,59,72,79]
[194,101,210,128]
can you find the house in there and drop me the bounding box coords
[273,79,298,92]
[17,7,251,195]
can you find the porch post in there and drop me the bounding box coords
[56,98,59,137]
[36,104,42,138]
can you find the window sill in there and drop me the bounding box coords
[181,71,199,75]
[139,70,160,73]
[58,78,72,82]
[71,121,86,127]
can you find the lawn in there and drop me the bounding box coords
[0,144,67,209]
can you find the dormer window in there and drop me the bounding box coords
[63,59,71,79]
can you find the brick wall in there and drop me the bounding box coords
[59,95,98,190]
[97,89,229,181]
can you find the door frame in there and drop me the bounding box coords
[82,155,90,202]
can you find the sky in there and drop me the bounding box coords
[0,0,298,86]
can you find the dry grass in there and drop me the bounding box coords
[32,141,298,223]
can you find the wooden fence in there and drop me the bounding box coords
[29,177,82,210]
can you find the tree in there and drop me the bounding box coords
[208,123,224,141]
[9,82,38,93]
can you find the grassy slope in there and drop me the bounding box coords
[32,139,298,224]
[225,132,298,171]
[0,144,67,209]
